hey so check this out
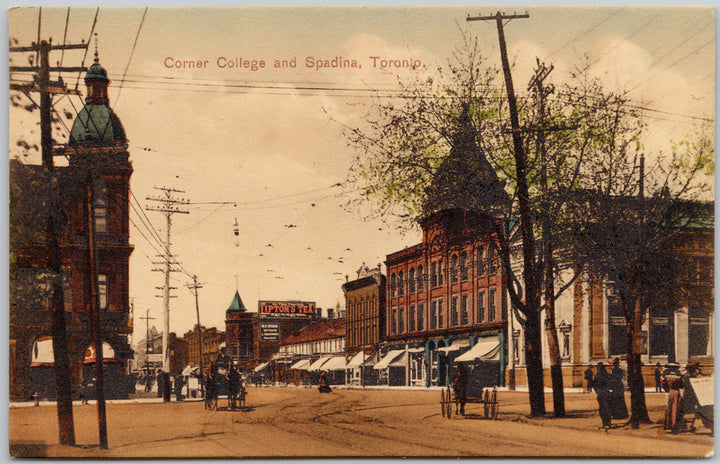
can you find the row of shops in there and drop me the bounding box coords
[253,332,503,392]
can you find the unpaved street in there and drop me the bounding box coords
[9,387,713,458]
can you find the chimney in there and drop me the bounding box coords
[315,307,322,320]
[327,308,334,319]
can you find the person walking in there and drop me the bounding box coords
[594,362,612,429]
[584,365,594,393]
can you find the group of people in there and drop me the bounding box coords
[585,359,692,433]
[585,358,628,429]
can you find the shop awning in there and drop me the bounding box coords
[290,359,311,370]
[254,362,269,372]
[408,347,425,353]
[272,352,293,363]
[389,352,408,367]
[373,350,405,370]
[321,356,347,371]
[345,351,365,368]
[437,339,470,353]
[455,336,500,363]
[308,355,333,371]
[181,365,200,376]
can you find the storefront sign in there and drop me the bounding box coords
[258,300,315,317]
[260,322,280,340]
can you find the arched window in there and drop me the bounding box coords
[477,247,485,277]
[398,271,405,297]
[488,245,497,275]
[408,268,416,294]
[430,262,437,288]
[450,255,458,284]
[417,265,424,292]
[390,274,397,298]
[460,252,468,281]
[438,260,444,287]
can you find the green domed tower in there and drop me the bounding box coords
[69,57,127,146]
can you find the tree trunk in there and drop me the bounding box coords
[626,297,650,427]
[525,310,546,417]
[544,237,565,417]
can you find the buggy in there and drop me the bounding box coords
[204,370,247,411]
[440,385,499,419]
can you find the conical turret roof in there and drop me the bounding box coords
[226,291,247,313]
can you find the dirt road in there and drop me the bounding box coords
[9,387,713,458]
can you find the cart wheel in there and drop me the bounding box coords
[440,390,446,418]
[446,388,453,419]
[492,389,499,420]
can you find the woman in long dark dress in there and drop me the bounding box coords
[594,362,612,428]
[609,361,629,420]
[318,371,332,393]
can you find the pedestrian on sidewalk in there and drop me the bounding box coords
[662,363,684,433]
[609,361,629,421]
[654,363,663,393]
[594,362,612,429]
[318,371,332,393]
[584,365,594,393]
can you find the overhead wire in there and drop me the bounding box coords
[114,7,148,107]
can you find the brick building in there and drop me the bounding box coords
[342,263,386,385]
[224,291,255,369]
[9,58,134,399]
[384,209,507,388]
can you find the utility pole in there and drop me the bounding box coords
[186,275,204,395]
[529,59,566,418]
[467,11,548,418]
[139,309,155,392]
[10,38,87,446]
[146,187,189,373]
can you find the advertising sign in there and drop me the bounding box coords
[260,322,280,341]
[258,300,316,317]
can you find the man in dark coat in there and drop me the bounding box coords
[584,365,594,393]
[452,363,469,415]
[594,362,612,428]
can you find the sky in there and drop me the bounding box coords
[7,5,715,344]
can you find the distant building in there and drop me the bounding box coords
[342,263,386,385]
[279,318,347,385]
[224,291,255,369]
[253,300,316,363]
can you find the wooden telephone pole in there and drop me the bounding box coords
[467,11,549,418]
[10,38,87,446]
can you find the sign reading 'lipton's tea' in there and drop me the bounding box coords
[258,300,316,317]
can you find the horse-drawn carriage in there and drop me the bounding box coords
[440,385,499,419]
[204,355,247,411]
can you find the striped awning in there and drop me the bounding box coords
[321,356,347,371]
[373,350,404,370]
[455,336,500,362]
[437,339,470,353]
[290,359,311,370]
[308,356,333,371]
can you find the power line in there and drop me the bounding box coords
[114,7,148,107]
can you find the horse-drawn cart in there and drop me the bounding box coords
[440,386,499,419]
[205,369,247,411]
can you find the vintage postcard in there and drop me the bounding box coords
[8,5,714,458]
